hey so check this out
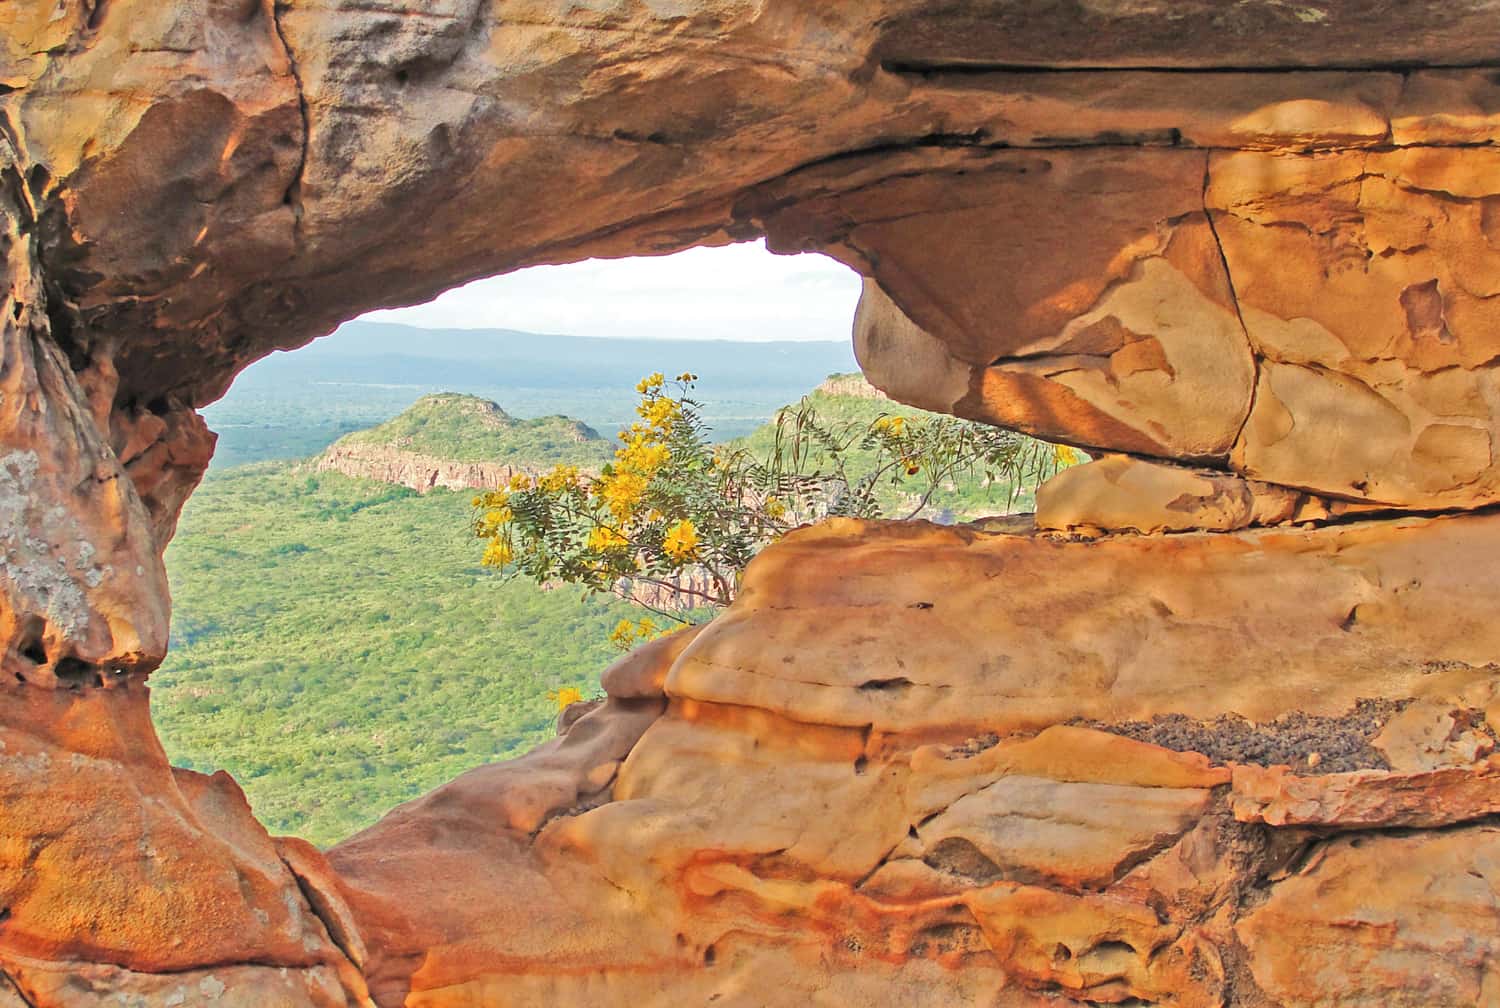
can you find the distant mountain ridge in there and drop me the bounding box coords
[205,321,858,469]
[242,321,858,389]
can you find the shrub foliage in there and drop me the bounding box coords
[474,374,1074,637]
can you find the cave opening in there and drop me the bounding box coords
[150,239,865,847]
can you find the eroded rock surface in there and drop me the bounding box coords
[0,681,371,1005]
[5,2,1500,1005]
[328,518,1500,1006]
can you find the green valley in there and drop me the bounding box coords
[155,372,1053,847]
[154,464,637,846]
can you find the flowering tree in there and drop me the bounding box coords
[473,373,1072,645]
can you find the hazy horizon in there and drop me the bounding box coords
[359,240,863,343]
[342,318,851,345]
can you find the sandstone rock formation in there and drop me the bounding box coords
[326,518,1500,1006]
[6,2,1500,1006]
[1034,455,1387,536]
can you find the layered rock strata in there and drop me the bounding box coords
[5,2,1500,1006]
[328,517,1500,1006]
[314,443,545,494]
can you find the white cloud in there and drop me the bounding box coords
[360,239,863,342]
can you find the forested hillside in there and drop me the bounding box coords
[155,373,1051,846]
[154,465,636,845]
[337,393,611,465]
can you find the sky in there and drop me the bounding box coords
[361,239,863,342]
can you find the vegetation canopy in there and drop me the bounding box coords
[473,373,1075,641]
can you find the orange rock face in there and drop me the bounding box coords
[6,2,1500,1005]
[774,86,1500,508]
[324,518,1500,1006]
[0,681,369,1004]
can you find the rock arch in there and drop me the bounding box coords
[4,3,1500,1004]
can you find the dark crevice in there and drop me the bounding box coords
[882,59,1500,77]
[0,968,37,1008]
[529,784,615,838]
[52,657,98,689]
[268,0,310,243]
[1032,127,1183,148]
[24,164,48,204]
[280,856,362,971]
[858,676,913,693]
[924,836,1004,883]
[1201,156,1260,457]
[611,128,674,146]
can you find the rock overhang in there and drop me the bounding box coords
[7,3,1500,1005]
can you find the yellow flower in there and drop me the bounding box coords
[586,525,629,551]
[635,372,666,394]
[663,519,699,562]
[764,497,787,519]
[477,505,513,535]
[609,619,637,650]
[508,472,532,491]
[617,437,670,475]
[546,685,586,711]
[596,470,648,522]
[637,396,681,431]
[609,616,666,651]
[540,464,580,492]
[676,372,698,382]
[1054,444,1082,467]
[481,539,514,567]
